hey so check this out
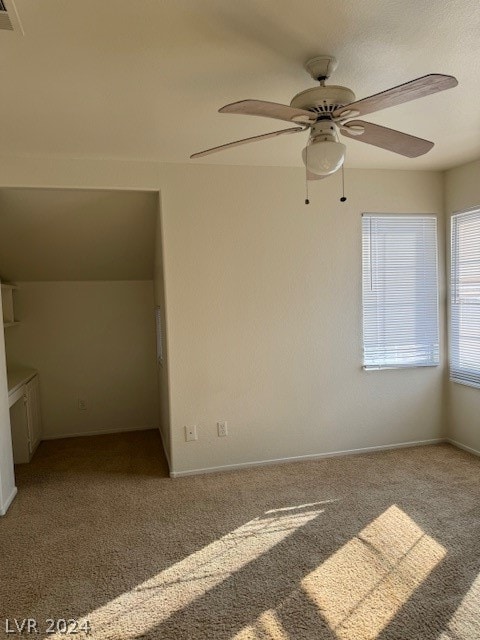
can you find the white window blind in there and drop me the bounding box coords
[362,214,439,369]
[450,208,480,388]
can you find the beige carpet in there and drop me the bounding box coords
[1,432,480,639]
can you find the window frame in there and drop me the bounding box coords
[450,206,480,389]
[362,212,440,371]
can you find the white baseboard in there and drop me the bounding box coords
[0,486,18,516]
[41,425,155,440]
[446,438,480,457]
[169,438,446,478]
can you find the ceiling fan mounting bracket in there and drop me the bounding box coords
[304,55,338,82]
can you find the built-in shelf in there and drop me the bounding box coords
[1,282,19,328]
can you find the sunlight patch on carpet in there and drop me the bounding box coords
[302,504,446,639]
[438,572,480,639]
[43,502,330,640]
[232,608,290,640]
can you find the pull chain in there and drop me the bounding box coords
[340,164,347,202]
[305,144,310,204]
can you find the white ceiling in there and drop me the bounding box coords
[1,0,479,170]
[0,189,157,281]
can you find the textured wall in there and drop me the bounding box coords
[5,281,158,439]
[0,158,447,478]
[0,285,16,514]
[0,188,156,281]
[154,197,172,464]
[160,164,446,473]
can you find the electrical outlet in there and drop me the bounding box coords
[185,425,198,442]
[217,421,228,437]
[78,398,87,411]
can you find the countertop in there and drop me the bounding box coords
[7,368,38,396]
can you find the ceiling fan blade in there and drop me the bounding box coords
[333,74,458,119]
[340,120,433,157]
[220,100,316,124]
[190,126,305,159]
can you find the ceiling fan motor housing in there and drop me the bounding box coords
[290,86,356,117]
[309,119,339,143]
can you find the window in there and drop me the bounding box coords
[450,208,480,388]
[362,214,439,369]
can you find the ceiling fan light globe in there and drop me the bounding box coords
[302,140,346,176]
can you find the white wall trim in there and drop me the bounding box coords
[447,438,480,457]
[0,486,18,516]
[169,438,446,478]
[41,425,155,440]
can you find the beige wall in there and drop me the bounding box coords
[0,286,16,514]
[444,158,480,453]
[160,164,446,474]
[154,198,172,464]
[0,188,156,282]
[0,157,447,479]
[5,281,158,439]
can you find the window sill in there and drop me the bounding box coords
[363,364,440,371]
[450,377,480,390]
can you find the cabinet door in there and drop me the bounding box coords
[10,397,31,464]
[25,375,42,454]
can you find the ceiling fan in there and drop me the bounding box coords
[190,56,458,179]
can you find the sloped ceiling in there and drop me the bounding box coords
[0,0,478,170]
[0,188,157,281]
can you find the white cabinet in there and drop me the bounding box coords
[8,371,42,464]
[10,398,30,464]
